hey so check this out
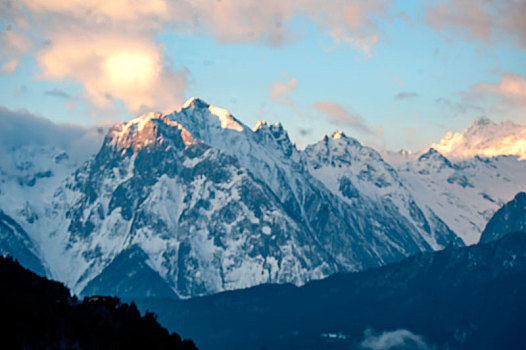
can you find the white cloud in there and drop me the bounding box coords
[360,328,432,350]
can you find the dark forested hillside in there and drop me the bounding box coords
[137,233,526,350]
[0,256,197,350]
[479,191,526,243]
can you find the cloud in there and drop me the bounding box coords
[0,106,108,163]
[313,100,372,134]
[44,89,71,99]
[435,73,526,122]
[470,73,526,107]
[426,0,526,47]
[270,78,298,104]
[2,0,188,113]
[1,0,394,114]
[395,92,419,100]
[435,97,484,116]
[360,329,433,350]
[37,33,187,112]
[298,128,312,136]
[0,28,32,74]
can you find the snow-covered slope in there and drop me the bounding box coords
[20,98,462,298]
[0,209,45,276]
[304,132,460,251]
[386,117,526,244]
[430,117,526,160]
[1,100,525,298]
[46,112,338,297]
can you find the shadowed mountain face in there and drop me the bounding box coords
[0,255,197,350]
[137,234,526,350]
[0,210,45,276]
[479,192,526,243]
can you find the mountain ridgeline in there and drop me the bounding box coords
[1,97,525,299]
[41,98,461,298]
[136,233,526,350]
[0,255,197,349]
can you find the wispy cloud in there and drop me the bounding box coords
[270,77,298,104]
[426,0,526,47]
[434,72,526,122]
[0,28,32,74]
[395,92,419,100]
[313,100,372,134]
[435,97,484,116]
[44,89,71,99]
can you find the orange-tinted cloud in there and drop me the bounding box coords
[37,34,186,112]
[313,100,372,134]
[470,73,526,107]
[426,0,526,47]
[0,29,32,74]
[271,78,298,104]
[2,0,393,113]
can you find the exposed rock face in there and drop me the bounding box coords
[40,99,460,298]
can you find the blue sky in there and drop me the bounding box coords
[1,0,525,151]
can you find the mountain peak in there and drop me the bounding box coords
[174,98,244,133]
[331,131,347,139]
[471,116,494,128]
[105,113,196,155]
[182,97,210,109]
[252,120,268,132]
[430,117,526,160]
[418,148,450,162]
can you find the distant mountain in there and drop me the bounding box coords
[386,146,526,244]
[304,132,458,250]
[480,192,526,243]
[385,117,526,244]
[137,233,526,350]
[36,98,461,298]
[430,116,526,160]
[0,255,197,350]
[1,99,525,299]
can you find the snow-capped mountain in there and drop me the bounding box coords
[0,110,107,278]
[430,116,526,160]
[1,99,525,299]
[386,118,526,244]
[48,111,337,297]
[303,131,459,251]
[32,98,461,298]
